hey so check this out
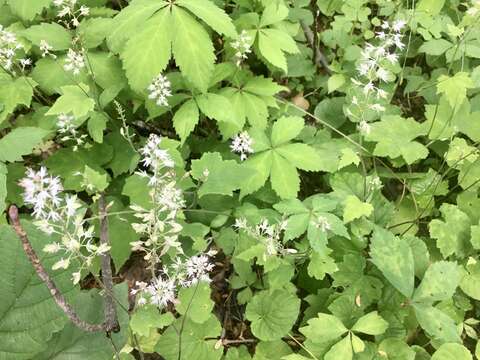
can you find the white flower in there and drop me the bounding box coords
[147,74,172,107]
[44,243,61,253]
[315,216,331,232]
[392,20,407,33]
[231,30,252,66]
[358,120,372,135]
[79,5,89,16]
[231,131,254,161]
[64,48,85,75]
[376,67,390,82]
[39,40,55,58]
[52,258,70,270]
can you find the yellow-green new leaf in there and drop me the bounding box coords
[343,195,373,223]
[173,99,199,144]
[300,313,347,343]
[432,343,473,360]
[46,85,95,118]
[351,311,388,335]
[172,7,215,93]
[177,0,236,38]
[121,9,172,93]
[325,336,352,360]
[270,152,299,199]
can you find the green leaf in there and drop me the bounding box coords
[325,336,352,360]
[0,127,49,163]
[196,93,233,123]
[107,1,166,53]
[46,85,95,118]
[275,143,323,171]
[437,72,474,111]
[260,2,289,27]
[121,8,172,93]
[0,76,34,124]
[155,315,223,360]
[80,165,109,193]
[36,285,129,360]
[270,151,299,199]
[431,343,472,360]
[307,251,338,280]
[242,76,286,96]
[351,311,388,335]
[172,6,215,92]
[176,282,214,324]
[0,222,75,359]
[173,99,199,144]
[328,74,346,93]
[191,152,255,197]
[417,0,445,14]
[87,112,107,143]
[131,307,173,338]
[177,0,236,38]
[0,163,6,213]
[418,39,453,55]
[7,0,51,20]
[429,204,471,258]
[21,23,72,50]
[343,195,373,223]
[365,115,428,164]
[378,339,415,360]
[370,227,415,298]
[240,151,272,197]
[271,116,304,147]
[300,313,348,343]
[460,260,480,300]
[414,304,461,344]
[104,131,140,177]
[413,261,461,303]
[245,289,300,341]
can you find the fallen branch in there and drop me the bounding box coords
[300,21,332,74]
[99,193,120,333]
[8,205,107,333]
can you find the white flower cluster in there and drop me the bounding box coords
[57,113,87,151]
[19,167,110,284]
[231,30,252,66]
[0,25,30,72]
[147,74,172,107]
[234,218,296,258]
[131,249,217,308]
[230,131,254,161]
[53,0,89,28]
[130,135,185,264]
[347,20,406,126]
[64,48,85,75]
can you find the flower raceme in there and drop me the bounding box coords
[130,134,185,263]
[347,19,406,126]
[19,167,110,284]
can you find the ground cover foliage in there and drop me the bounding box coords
[0,0,480,359]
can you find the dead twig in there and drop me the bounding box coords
[300,21,332,75]
[8,205,107,332]
[99,193,120,333]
